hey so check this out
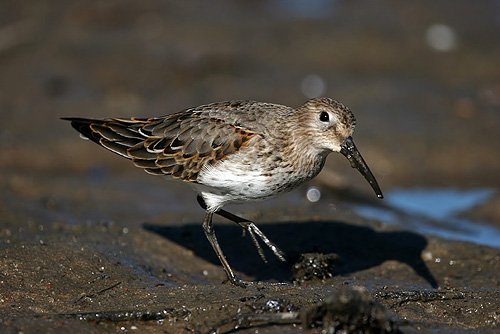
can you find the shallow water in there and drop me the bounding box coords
[355,188,500,248]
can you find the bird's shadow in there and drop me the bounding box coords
[143,220,437,288]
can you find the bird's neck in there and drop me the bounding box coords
[284,140,329,181]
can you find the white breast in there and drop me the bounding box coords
[194,138,328,212]
[196,156,280,211]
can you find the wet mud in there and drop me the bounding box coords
[1,1,500,333]
[2,176,500,333]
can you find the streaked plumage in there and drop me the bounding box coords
[63,97,383,286]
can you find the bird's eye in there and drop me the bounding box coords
[320,111,329,122]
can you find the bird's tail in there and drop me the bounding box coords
[61,117,149,159]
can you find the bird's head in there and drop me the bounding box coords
[296,97,383,199]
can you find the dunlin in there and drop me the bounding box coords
[63,97,383,286]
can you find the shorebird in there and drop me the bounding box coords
[63,97,383,286]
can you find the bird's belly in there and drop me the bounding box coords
[196,158,301,210]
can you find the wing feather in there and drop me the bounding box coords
[62,104,259,182]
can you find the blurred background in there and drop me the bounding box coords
[1,0,499,239]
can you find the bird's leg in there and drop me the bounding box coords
[197,196,287,264]
[216,210,287,263]
[201,210,246,287]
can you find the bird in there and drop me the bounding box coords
[62,97,383,287]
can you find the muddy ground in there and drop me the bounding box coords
[1,1,500,333]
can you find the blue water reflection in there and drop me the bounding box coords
[355,188,500,248]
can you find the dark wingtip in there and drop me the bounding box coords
[62,117,102,145]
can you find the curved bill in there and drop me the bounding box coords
[340,137,384,199]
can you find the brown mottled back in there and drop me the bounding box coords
[63,103,260,182]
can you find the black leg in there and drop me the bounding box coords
[201,210,246,287]
[197,195,286,263]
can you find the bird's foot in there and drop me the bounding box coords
[239,221,287,263]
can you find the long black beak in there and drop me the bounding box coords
[340,137,383,199]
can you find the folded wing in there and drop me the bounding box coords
[63,111,257,182]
